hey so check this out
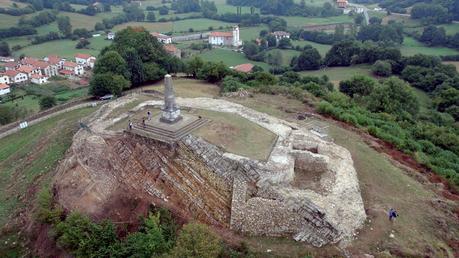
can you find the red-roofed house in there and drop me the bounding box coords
[61,61,84,77]
[164,44,181,59]
[233,63,254,73]
[21,58,57,77]
[151,32,172,44]
[30,74,48,84]
[336,0,348,8]
[3,62,18,71]
[4,70,28,83]
[208,26,242,47]
[75,53,95,68]
[17,65,37,78]
[44,55,65,70]
[0,74,10,85]
[0,83,10,95]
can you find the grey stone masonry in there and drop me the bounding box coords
[161,74,182,123]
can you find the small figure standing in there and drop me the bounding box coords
[128,120,133,130]
[142,118,146,128]
[147,111,152,120]
[388,208,398,221]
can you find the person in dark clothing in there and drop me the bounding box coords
[388,208,398,221]
[128,120,133,130]
[142,118,146,128]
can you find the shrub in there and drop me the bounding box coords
[372,60,392,76]
[171,223,222,258]
[39,96,57,110]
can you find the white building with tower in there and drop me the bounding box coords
[208,26,242,47]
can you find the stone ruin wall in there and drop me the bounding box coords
[181,134,341,247]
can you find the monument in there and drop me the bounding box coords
[160,74,182,123]
[128,74,209,143]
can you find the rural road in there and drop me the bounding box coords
[348,3,370,25]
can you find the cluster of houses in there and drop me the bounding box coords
[0,53,96,96]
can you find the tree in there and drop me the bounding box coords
[144,62,166,81]
[0,41,10,56]
[278,37,292,49]
[89,73,130,97]
[94,51,130,79]
[369,16,382,25]
[122,47,145,86]
[39,96,56,110]
[339,75,376,98]
[146,11,156,22]
[372,60,392,77]
[266,34,277,47]
[293,46,321,71]
[420,26,447,46]
[197,62,229,83]
[75,38,90,49]
[325,40,360,66]
[368,77,419,117]
[159,6,169,15]
[354,14,365,25]
[265,50,282,66]
[57,16,72,38]
[171,223,222,258]
[185,56,204,78]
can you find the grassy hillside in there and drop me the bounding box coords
[0,107,96,229]
[199,48,271,70]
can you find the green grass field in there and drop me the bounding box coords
[0,107,96,228]
[266,49,301,66]
[0,0,27,8]
[239,25,268,41]
[60,11,105,30]
[172,18,235,33]
[281,15,353,27]
[299,65,372,84]
[15,36,111,58]
[199,48,271,71]
[291,40,331,56]
[114,21,173,32]
[440,23,459,35]
[0,13,20,29]
[401,36,459,56]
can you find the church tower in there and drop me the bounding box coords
[232,25,241,47]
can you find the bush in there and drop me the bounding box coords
[171,223,222,258]
[39,96,57,110]
[372,60,392,76]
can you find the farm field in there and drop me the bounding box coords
[0,13,19,29]
[401,36,459,56]
[15,36,111,58]
[291,40,332,56]
[114,21,173,32]
[266,49,301,66]
[299,65,372,85]
[0,0,27,8]
[172,18,235,33]
[239,25,268,41]
[199,48,271,71]
[60,11,105,30]
[282,15,353,27]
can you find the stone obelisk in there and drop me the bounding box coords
[160,74,182,123]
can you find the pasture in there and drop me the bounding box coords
[15,36,111,58]
[401,36,459,56]
[240,25,269,41]
[282,15,353,27]
[291,40,332,56]
[299,65,373,85]
[199,48,271,71]
[266,49,301,66]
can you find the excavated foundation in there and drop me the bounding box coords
[54,95,366,247]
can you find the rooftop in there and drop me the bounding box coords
[0,83,9,89]
[63,61,78,68]
[75,53,92,59]
[233,63,254,73]
[210,31,233,37]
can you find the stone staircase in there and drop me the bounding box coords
[129,117,209,144]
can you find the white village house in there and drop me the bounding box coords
[0,83,10,96]
[75,53,96,68]
[271,31,290,43]
[208,26,242,47]
[107,32,115,40]
[30,74,48,84]
[151,32,172,44]
[4,70,28,83]
[0,74,10,85]
[60,61,84,78]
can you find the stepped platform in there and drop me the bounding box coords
[129,114,209,144]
